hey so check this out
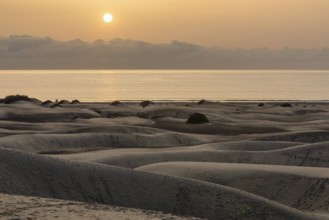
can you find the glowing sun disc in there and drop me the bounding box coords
[103,13,113,23]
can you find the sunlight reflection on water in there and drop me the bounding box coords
[1,70,329,101]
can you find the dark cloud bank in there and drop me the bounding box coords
[1,35,329,69]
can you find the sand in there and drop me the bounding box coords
[1,100,329,219]
[0,193,200,220]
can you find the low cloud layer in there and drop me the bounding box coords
[1,35,329,69]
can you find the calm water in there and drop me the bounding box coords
[1,70,329,102]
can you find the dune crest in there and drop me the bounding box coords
[1,101,329,219]
[0,147,322,220]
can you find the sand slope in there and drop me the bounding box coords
[0,147,323,220]
[137,162,329,213]
[55,141,329,168]
[0,193,199,220]
[1,101,329,219]
[0,131,203,153]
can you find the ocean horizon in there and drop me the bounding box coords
[1,69,329,102]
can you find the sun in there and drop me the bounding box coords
[103,13,113,23]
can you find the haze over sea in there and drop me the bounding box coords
[1,70,329,102]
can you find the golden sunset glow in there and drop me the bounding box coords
[2,0,329,48]
[103,13,113,23]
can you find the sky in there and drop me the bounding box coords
[2,0,329,48]
[2,36,329,69]
[2,1,329,69]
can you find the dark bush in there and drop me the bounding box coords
[2,95,34,104]
[140,101,155,108]
[197,99,206,105]
[58,100,70,105]
[42,100,53,105]
[186,113,209,124]
[71,99,80,104]
[110,101,123,106]
[280,103,293,108]
[258,103,265,107]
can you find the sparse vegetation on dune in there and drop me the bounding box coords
[58,100,70,105]
[140,100,155,108]
[281,103,293,108]
[110,101,123,106]
[41,100,53,105]
[71,99,80,104]
[1,95,40,104]
[197,99,206,105]
[186,113,209,124]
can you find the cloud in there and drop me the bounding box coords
[1,35,329,69]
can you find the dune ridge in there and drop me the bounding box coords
[55,141,329,168]
[137,162,329,212]
[0,132,203,153]
[0,147,322,220]
[1,100,329,219]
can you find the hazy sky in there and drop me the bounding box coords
[2,36,329,69]
[1,0,329,48]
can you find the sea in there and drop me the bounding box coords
[1,70,329,102]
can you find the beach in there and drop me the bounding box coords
[1,97,329,219]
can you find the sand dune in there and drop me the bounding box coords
[151,118,286,135]
[0,193,199,220]
[251,131,329,143]
[194,140,301,151]
[0,147,324,220]
[1,101,329,219]
[137,162,329,213]
[0,131,203,153]
[55,141,329,168]
[0,102,100,122]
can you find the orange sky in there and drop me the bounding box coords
[2,0,329,48]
